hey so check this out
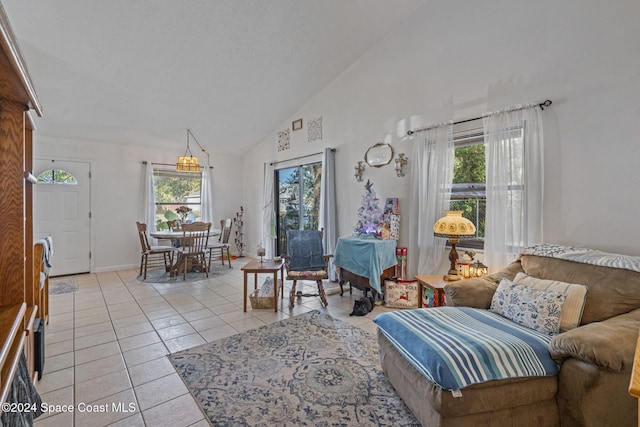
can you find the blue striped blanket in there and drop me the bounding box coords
[374,307,559,390]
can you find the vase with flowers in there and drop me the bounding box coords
[175,205,192,225]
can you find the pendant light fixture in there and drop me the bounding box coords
[176,129,209,172]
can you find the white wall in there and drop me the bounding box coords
[34,135,243,272]
[242,0,640,271]
[34,0,640,274]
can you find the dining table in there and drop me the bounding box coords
[150,228,221,241]
[150,228,221,277]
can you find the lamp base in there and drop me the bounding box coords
[444,237,461,281]
[443,271,462,281]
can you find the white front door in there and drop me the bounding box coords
[33,159,91,276]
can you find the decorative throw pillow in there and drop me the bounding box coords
[513,272,588,332]
[490,279,567,335]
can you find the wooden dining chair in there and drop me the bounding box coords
[136,222,176,279]
[208,219,233,268]
[177,222,211,279]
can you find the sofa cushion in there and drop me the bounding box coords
[374,307,559,390]
[490,279,566,335]
[549,307,640,371]
[444,261,524,308]
[520,254,640,323]
[514,272,587,332]
[377,329,559,421]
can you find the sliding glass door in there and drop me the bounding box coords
[275,162,322,255]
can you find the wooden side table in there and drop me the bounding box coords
[415,275,448,307]
[242,258,284,313]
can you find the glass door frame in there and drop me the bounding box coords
[274,161,322,256]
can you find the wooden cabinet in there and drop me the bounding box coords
[0,5,43,399]
[338,265,396,299]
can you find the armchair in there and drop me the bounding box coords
[283,229,332,308]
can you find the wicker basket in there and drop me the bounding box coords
[249,289,274,309]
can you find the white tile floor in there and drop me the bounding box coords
[34,258,393,427]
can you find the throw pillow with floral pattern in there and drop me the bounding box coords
[490,278,566,335]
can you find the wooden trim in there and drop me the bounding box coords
[629,330,640,425]
[0,302,26,404]
[25,127,34,308]
[0,328,25,404]
[629,331,640,398]
[0,101,25,305]
[0,4,42,116]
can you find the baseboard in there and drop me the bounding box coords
[92,263,138,273]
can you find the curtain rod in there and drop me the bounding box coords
[406,99,552,136]
[142,161,214,169]
[270,148,335,166]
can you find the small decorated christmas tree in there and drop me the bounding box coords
[353,180,383,236]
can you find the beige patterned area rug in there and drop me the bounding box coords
[169,311,419,426]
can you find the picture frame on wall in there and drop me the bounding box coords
[292,118,303,131]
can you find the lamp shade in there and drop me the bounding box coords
[176,155,199,172]
[433,210,476,238]
[176,129,205,172]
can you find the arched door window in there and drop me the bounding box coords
[36,169,78,185]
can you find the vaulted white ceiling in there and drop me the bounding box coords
[2,0,426,155]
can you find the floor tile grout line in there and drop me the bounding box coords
[112,268,234,424]
[95,271,146,426]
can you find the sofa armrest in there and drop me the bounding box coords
[444,260,524,308]
[549,308,640,372]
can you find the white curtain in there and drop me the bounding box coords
[262,162,276,258]
[319,148,338,281]
[142,162,157,232]
[408,122,455,277]
[483,104,544,271]
[200,166,214,224]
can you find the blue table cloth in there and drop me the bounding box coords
[333,236,397,292]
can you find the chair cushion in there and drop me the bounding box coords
[287,270,328,279]
[150,245,174,251]
[287,230,325,271]
[208,243,229,249]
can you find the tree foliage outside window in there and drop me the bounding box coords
[277,162,322,254]
[37,169,77,185]
[453,145,485,183]
[278,164,321,231]
[451,140,486,248]
[153,169,202,230]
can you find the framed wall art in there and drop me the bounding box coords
[307,116,322,142]
[277,129,290,151]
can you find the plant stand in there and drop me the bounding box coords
[234,206,245,257]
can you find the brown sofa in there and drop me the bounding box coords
[377,251,640,426]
